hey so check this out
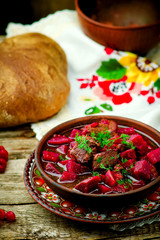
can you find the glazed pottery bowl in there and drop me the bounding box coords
[35,115,160,208]
[75,0,160,54]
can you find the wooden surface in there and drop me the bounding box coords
[0,35,160,239]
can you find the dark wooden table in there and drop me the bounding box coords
[0,36,160,239]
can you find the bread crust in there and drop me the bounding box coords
[0,33,70,128]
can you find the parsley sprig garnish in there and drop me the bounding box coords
[99,163,113,171]
[120,134,136,149]
[90,131,135,150]
[92,171,100,176]
[90,130,111,148]
[121,158,128,164]
[75,133,92,153]
[117,178,132,185]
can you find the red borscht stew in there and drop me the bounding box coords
[41,119,160,194]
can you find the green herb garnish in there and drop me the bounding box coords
[120,134,136,149]
[99,163,113,171]
[75,133,92,153]
[59,155,65,161]
[117,178,132,185]
[92,172,100,176]
[121,158,128,164]
[96,157,103,163]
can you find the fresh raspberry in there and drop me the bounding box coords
[6,211,16,222]
[0,146,8,161]
[0,209,6,220]
[0,158,7,173]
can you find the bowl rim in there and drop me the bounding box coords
[75,0,160,31]
[35,115,160,200]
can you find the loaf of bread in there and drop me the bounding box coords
[0,32,70,128]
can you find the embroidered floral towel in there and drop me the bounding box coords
[6,10,160,140]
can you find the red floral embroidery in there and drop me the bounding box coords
[105,47,114,55]
[156,91,160,98]
[97,78,134,105]
[77,75,98,89]
[140,90,149,96]
[147,96,155,104]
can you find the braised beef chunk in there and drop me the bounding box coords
[93,150,119,171]
[70,136,98,164]
[81,119,117,136]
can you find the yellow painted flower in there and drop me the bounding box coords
[119,53,160,86]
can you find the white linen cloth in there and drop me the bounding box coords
[6,10,160,140]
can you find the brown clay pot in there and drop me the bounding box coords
[75,0,160,54]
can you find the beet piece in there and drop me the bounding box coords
[114,163,123,172]
[48,135,72,145]
[128,134,147,154]
[90,122,99,127]
[133,160,151,180]
[122,159,135,171]
[138,141,148,155]
[75,176,101,193]
[120,149,137,160]
[113,184,129,193]
[59,171,77,182]
[147,148,160,164]
[69,141,76,149]
[105,169,117,187]
[118,127,135,135]
[45,162,61,175]
[56,145,68,154]
[110,136,122,144]
[58,160,68,166]
[99,173,106,182]
[70,129,82,138]
[66,160,89,175]
[150,163,158,179]
[113,171,123,181]
[43,150,60,162]
[98,184,112,194]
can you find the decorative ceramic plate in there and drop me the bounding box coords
[24,152,160,231]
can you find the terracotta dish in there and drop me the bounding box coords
[35,115,160,208]
[75,0,160,54]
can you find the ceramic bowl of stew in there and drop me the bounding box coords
[35,115,160,208]
[75,0,160,54]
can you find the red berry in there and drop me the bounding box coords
[0,209,6,220]
[6,211,16,222]
[0,158,7,173]
[0,146,8,161]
